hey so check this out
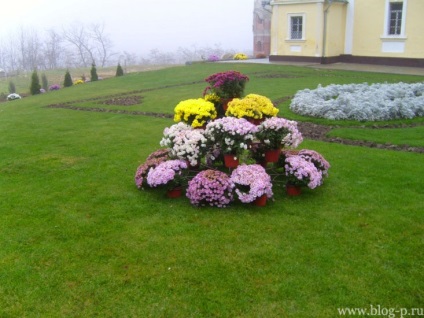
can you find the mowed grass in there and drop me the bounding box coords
[0,63,423,317]
[328,125,424,148]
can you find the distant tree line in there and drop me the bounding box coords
[0,23,242,75]
[0,23,116,74]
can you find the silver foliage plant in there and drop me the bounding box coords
[290,82,424,121]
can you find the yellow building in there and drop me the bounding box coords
[269,0,424,67]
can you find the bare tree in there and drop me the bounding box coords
[16,27,42,71]
[62,24,95,67]
[43,29,64,69]
[149,49,175,65]
[4,36,19,74]
[90,23,116,67]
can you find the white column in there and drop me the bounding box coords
[344,0,355,54]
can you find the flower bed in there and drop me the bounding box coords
[134,70,331,208]
[233,53,248,60]
[7,93,22,101]
[290,82,424,121]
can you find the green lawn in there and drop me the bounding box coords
[0,63,423,317]
[327,125,424,148]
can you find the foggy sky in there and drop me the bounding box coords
[1,0,255,55]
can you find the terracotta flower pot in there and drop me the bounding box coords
[224,154,239,168]
[286,184,302,196]
[167,187,183,198]
[253,194,267,206]
[221,98,233,112]
[264,149,280,163]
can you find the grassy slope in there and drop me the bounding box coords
[0,63,423,317]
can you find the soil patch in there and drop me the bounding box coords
[100,95,143,106]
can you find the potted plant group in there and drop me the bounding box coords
[134,70,331,207]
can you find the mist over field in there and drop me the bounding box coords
[0,0,254,71]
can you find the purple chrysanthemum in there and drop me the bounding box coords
[146,159,187,188]
[230,164,273,203]
[284,156,323,189]
[186,170,234,207]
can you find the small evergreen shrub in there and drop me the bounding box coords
[30,70,41,95]
[41,73,48,90]
[116,63,124,77]
[64,70,73,87]
[90,63,98,81]
[8,81,16,94]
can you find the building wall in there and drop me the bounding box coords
[405,0,424,57]
[325,3,347,57]
[253,0,272,56]
[269,0,424,66]
[351,0,424,58]
[271,2,324,57]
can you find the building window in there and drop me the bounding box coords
[383,0,407,38]
[290,16,303,39]
[388,2,403,35]
[257,41,263,51]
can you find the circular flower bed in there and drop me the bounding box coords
[290,82,424,121]
[134,70,331,208]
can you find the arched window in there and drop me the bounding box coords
[257,41,263,51]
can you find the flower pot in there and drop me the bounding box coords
[253,118,264,126]
[221,98,233,112]
[167,187,183,198]
[224,154,239,168]
[253,194,267,206]
[264,149,280,163]
[286,184,302,196]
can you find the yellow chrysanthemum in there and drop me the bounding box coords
[233,53,248,60]
[174,98,217,128]
[225,98,261,119]
[225,94,278,119]
[204,93,221,104]
[244,94,279,117]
